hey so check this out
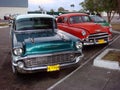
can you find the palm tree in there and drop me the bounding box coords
[70,4,75,11]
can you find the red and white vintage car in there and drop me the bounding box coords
[57,13,112,45]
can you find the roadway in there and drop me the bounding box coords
[0,27,118,90]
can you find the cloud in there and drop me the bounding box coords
[29,0,54,5]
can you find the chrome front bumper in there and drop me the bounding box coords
[83,33,112,45]
[83,39,110,45]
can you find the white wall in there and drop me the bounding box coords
[0,7,28,19]
[101,12,119,16]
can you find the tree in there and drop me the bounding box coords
[58,7,65,12]
[80,0,97,13]
[103,0,118,22]
[80,0,118,23]
[50,9,54,15]
[80,2,87,11]
[117,0,120,18]
[70,4,75,11]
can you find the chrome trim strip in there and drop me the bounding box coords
[14,29,53,33]
[88,35,109,39]
[15,51,81,61]
[88,32,108,36]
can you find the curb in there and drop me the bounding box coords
[0,26,9,28]
[112,30,120,34]
[93,48,120,70]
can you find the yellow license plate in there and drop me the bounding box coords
[98,39,105,44]
[47,64,60,72]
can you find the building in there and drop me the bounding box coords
[0,0,28,19]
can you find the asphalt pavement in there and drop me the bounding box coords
[0,24,120,90]
[48,32,120,90]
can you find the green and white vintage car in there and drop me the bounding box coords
[10,14,83,74]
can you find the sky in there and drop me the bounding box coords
[28,0,84,11]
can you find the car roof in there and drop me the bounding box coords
[16,14,54,20]
[59,13,88,17]
[89,15,99,17]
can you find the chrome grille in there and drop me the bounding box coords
[24,53,76,67]
[88,32,109,39]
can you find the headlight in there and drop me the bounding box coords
[76,41,83,49]
[81,30,86,36]
[13,48,23,56]
[109,27,112,32]
[17,61,24,68]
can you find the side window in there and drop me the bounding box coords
[82,16,91,22]
[63,17,68,23]
[57,17,63,23]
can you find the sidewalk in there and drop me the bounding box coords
[48,34,120,90]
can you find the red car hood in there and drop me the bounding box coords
[71,22,108,34]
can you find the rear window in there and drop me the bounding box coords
[90,16,105,23]
[16,18,55,30]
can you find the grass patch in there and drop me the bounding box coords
[102,50,120,62]
[111,23,120,31]
[0,23,8,26]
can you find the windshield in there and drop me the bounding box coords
[16,18,54,30]
[90,16,105,23]
[69,15,91,24]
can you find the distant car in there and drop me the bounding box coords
[89,15,111,27]
[57,13,112,45]
[4,14,10,20]
[10,14,83,74]
[9,14,20,26]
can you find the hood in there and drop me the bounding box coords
[71,22,108,34]
[15,32,75,56]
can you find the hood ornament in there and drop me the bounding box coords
[58,33,66,41]
[96,29,101,32]
[30,38,34,43]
